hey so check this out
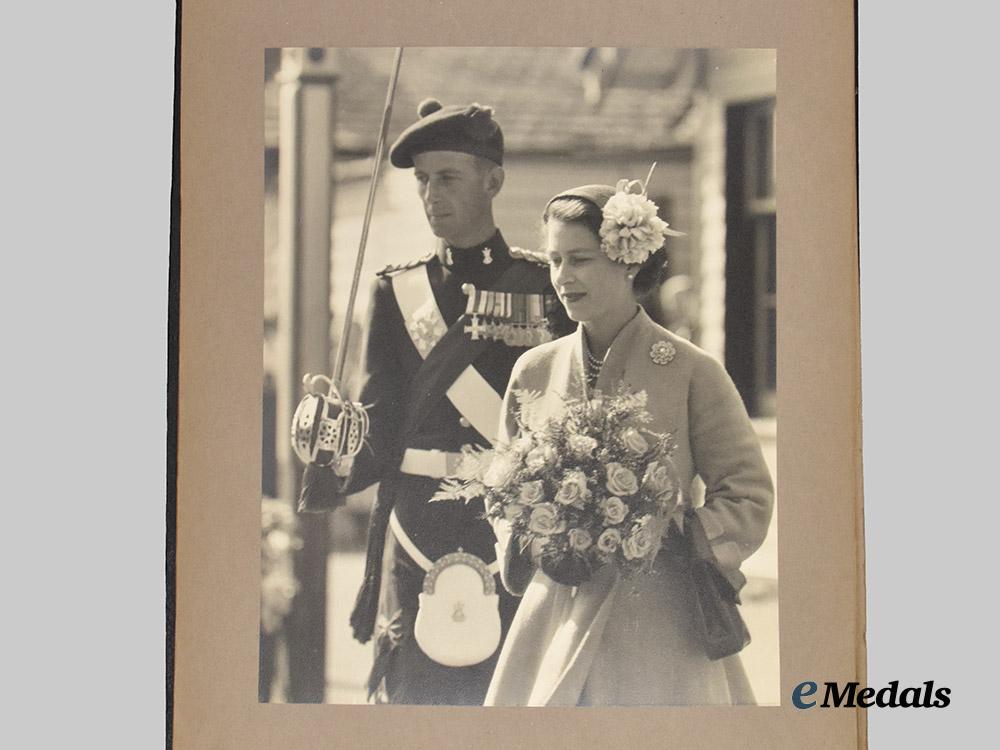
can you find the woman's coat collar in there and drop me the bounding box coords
[569,306,653,395]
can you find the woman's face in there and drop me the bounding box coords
[546,219,634,323]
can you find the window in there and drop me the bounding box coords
[724,99,776,417]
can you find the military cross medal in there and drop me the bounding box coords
[461,282,555,344]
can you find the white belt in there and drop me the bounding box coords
[398,448,464,478]
[389,509,500,576]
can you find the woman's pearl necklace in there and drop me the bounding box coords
[584,347,604,384]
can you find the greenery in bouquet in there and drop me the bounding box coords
[432,385,684,586]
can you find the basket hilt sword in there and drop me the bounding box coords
[292,47,404,469]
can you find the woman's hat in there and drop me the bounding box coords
[544,168,684,265]
[544,184,617,214]
[389,98,504,168]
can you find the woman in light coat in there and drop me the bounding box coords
[484,182,774,706]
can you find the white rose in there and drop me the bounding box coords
[621,427,649,455]
[555,470,590,506]
[622,524,655,561]
[596,528,622,554]
[503,502,526,521]
[568,433,598,458]
[621,515,668,561]
[525,444,557,472]
[642,461,676,498]
[527,503,567,536]
[605,462,639,496]
[600,495,628,525]
[519,480,545,505]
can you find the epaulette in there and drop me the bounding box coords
[375,251,435,278]
[509,246,549,267]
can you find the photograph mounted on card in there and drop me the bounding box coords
[173,1,860,748]
[261,45,779,708]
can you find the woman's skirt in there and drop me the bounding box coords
[485,546,755,706]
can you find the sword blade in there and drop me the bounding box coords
[332,47,405,387]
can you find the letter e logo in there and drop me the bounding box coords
[793,681,818,709]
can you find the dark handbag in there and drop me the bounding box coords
[683,513,751,660]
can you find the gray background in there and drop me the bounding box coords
[1,1,995,748]
[858,2,997,745]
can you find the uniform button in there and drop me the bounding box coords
[459,417,471,428]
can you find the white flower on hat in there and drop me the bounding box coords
[598,164,683,265]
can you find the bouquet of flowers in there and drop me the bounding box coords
[432,385,685,586]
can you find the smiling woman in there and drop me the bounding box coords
[545,220,637,355]
[482,179,775,706]
[542,192,669,359]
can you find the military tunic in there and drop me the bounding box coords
[301,230,571,704]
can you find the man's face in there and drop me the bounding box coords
[412,151,497,244]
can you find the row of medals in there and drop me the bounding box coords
[462,284,555,347]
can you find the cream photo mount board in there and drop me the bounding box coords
[172,2,861,748]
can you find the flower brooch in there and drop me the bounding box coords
[600,163,684,266]
[650,340,676,366]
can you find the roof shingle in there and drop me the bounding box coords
[265,47,701,154]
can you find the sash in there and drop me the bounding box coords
[351,261,535,645]
[392,265,502,444]
[389,508,500,576]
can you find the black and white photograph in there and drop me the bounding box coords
[261,47,778,706]
[40,0,1000,747]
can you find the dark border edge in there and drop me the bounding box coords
[166,1,182,747]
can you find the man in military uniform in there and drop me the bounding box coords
[299,98,572,704]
